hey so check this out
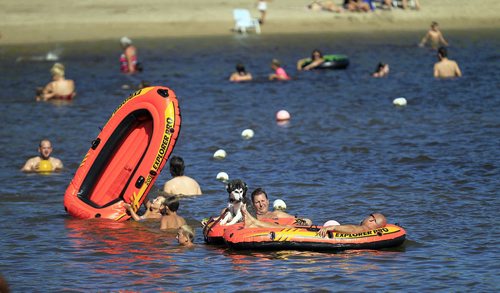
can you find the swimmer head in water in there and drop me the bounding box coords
[38,139,53,160]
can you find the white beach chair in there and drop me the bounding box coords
[233,9,261,34]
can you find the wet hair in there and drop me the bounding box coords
[236,64,247,74]
[120,36,132,46]
[50,63,65,77]
[431,21,438,27]
[251,187,268,203]
[164,196,180,212]
[39,139,51,148]
[179,224,195,242]
[169,156,185,177]
[311,49,323,59]
[438,47,448,58]
[374,62,385,73]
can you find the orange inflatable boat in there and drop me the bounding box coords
[203,216,303,244]
[64,86,181,221]
[223,224,406,252]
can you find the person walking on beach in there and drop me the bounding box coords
[419,21,448,49]
[256,0,270,24]
[119,36,141,74]
[21,139,63,172]
[35,63,76,101]
[434,47,462,78]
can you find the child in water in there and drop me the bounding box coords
[177,225,195,247]
[372,62,390,78]
[268,59,290,81]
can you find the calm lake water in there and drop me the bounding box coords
[0,29,499,292]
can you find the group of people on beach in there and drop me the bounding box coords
[308,0,421,13]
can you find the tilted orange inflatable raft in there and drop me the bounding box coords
[64,86,181,221]
[203,217,299,244]
[223,224,406,251]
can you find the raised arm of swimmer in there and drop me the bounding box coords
[124,203,144,221]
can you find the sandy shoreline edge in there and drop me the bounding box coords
[1,0,499,45]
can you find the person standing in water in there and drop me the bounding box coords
[35,63,76,101]
[268,59,290,81]
[163,156,202,196]
[21,139,63,172]
[434,47,462,79]
[419,21,449,49]
[119,36,141,74]
[229,64,253,82]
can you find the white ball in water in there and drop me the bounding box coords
[323,220,341,226]
[213,149,227,159]
[216,172,229,181]
[276,110,291,121]
[393,97,407,106]
[241,129,254,139]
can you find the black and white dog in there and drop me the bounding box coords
[219,179,248,226]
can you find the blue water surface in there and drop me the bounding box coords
[0,29,499,292]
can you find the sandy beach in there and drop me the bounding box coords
[1,0,499,45]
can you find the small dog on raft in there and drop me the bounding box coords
[219,179,248,225]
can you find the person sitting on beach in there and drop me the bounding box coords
[343,0,370,12]
[297,49,325,71]
[419,21,448,49]
[177,224,195,247]
[229,64,253,82]
[395,0,420,10]
[160,196,187,230]
[307,1,343,13]
[372,62,390,78]
[163,156,202,196]
[119,36,142,74]
[35,63,75,101]
[434,47,462,79]
[124,195,166,221]
[21,139,63,172]
[251,188,312,225]
[268,59,291,81]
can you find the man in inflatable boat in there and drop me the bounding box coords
[21,139,63,173]
[242,204,387,235]
[251,188,312,226]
